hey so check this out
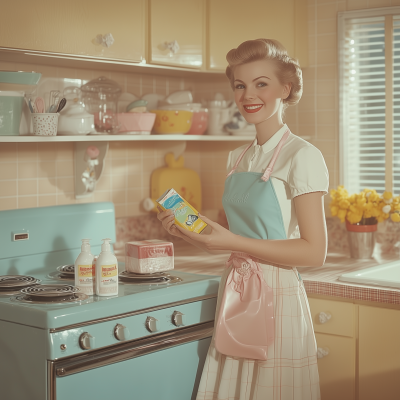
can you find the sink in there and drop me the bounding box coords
[339,261,400,289]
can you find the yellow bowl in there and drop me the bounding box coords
[150,110,193,134]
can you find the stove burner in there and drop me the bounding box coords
[119,271,182,285]
[0,275,41,295]
[16,284,89,303]
[48,265,75,281]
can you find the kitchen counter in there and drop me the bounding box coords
[167,242,400,305]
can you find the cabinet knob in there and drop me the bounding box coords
[95,33,115,48]
[161,40,180,55]
[318,311,332,324]
[317,347,330,359]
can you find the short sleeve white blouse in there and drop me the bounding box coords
[226,124,329,239]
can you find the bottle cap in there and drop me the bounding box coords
[101,238,112,252]
[81,238,91,252]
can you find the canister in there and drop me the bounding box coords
[0,91,24,135]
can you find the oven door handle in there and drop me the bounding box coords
[52,321,214,378]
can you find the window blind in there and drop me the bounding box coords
[393,16,400,194]
[343,16,386,194]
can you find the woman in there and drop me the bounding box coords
[157,39,328,400]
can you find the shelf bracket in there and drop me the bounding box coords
[74,142,108,199]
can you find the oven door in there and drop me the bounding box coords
[48,321,213,400]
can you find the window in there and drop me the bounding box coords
[339,7,400,194]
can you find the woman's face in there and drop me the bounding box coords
[233,59,290,125]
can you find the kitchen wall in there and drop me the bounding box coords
[1,0,398,217]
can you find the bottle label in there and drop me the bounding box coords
[101,264,118,278]
[78,265,95,278]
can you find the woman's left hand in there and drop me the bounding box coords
[175,214,238,253]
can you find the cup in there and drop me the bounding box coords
[0,91,24,135]
[32,113,59,136]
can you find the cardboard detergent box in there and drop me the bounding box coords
[156,188,207,234]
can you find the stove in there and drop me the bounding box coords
[0,202,220,400]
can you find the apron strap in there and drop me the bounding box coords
[226,128,291,181]
[261,129,290,182]
[226,142,253,178]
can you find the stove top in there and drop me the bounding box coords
[0,264,219,330]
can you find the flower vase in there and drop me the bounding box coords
[346,220,377,259]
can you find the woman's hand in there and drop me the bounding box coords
[156,207,187,239]
[175,214,237,253]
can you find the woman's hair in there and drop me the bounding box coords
[225,39,303,112]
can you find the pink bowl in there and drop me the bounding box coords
[186,110,208,135]
[117,113,156,133]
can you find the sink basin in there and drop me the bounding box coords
[339,261,400,289]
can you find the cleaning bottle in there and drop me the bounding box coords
[74,239,95,295]
[95,238,119,297]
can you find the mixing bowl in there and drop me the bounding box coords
[150,109,193,134]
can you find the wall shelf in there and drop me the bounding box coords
[0,135,257,143]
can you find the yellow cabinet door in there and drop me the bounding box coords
[315,333,355,400]
[207,0,308,71]
[359,305,400,400]
[0,0,145,62]
[149,0,203,68]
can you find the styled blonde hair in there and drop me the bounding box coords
[225,39,303,112]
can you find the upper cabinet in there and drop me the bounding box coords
[148,0,204,69]
[0,0,308,72]
[207,0,308,71]
[0,0,146,63]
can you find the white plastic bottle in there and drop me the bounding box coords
[74,239,95,295]
[95,238,119,297]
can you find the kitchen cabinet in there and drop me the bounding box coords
[308,298,356,400]
[207,0,308,71]
[0,0,145,63]
[148,0,204,68]
[308,296,400,400]
[358,305,400,400]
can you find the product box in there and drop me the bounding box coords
[156,188,207,234]
[125,240,174,274]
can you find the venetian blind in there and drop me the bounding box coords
[342,16,386,194]
[393,16,400,194]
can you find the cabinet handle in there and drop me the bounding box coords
[317,347,330,359]
[318,311,332,324]
[161,40,180,55]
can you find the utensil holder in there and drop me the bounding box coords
[32,113,59,136]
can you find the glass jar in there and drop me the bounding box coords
[80,76,121,134]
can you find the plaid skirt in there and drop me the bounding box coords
[196,264,321,400]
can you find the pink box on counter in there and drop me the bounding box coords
[125,240,174,274]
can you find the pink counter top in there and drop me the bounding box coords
[170,243,400,305]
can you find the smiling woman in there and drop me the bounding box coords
[157,38,329,400]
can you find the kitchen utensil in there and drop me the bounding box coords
[117,112,156,134]
[142,152,202,213]
[207,102,236,135]
[48,90,60,112]
[56,97,66,113]
[81,76,121,134]
[32,113,59,136]
[0,91,24,136]
[24,96,34,113]
[34,96,45,113]
[150,109,193,134]
[141,93,165,111]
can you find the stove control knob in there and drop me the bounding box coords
[79,332,94,350]
[145,316,158,333]
[114,323,130,341]
[172,311,184,327]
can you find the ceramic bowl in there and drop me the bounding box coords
[117,112,156,133]
[150,110,193,134]
[186,110,208,135]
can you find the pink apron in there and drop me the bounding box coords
[214,129,290,361]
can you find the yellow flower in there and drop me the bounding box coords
[391,213,400,222]
[383,191,393,200]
